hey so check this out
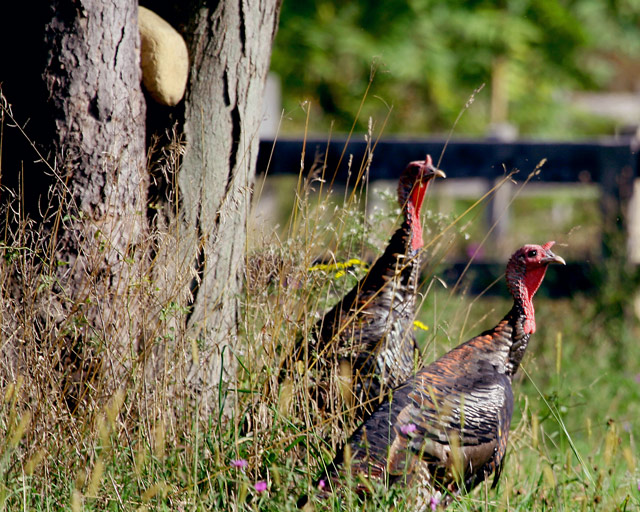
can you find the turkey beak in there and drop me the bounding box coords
[541,250,566,266]
[425,165,446,180]
[423,155,445,180]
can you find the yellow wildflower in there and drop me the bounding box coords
[413,320,429,331]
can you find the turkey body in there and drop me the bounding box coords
[325,311,522,509]
[294,158,445,421]
[312,218,423,409]
[311,242,565,510]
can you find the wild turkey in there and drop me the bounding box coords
[306,242,565,510]
[293,157,445,422]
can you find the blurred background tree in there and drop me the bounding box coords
[271,0,640,137]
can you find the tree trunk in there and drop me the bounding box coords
[46,0,147,404]
[1,0,147,408]
[146,0,281,415]
[1,0,281,417]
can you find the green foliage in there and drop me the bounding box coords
[271,0,640,136]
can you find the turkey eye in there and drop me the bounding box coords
[527,250,537,258]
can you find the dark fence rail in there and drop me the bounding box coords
[258,137,636,184]
[257,137,639,295]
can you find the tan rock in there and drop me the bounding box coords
[139,6,188,106]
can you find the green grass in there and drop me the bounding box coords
[1,134,639,511]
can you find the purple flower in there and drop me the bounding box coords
[254,480,268,493]
[634,373,640,384]
[400,423,417,435]
[430,495,440,510]
[466,242,485,261]
[230,459,248,469]
[318,478,326,490]
[637,479,640,492]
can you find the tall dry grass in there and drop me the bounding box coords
[0,89,638,510]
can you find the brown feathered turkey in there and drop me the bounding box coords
[304,242,565,510]
[293,157,445,422]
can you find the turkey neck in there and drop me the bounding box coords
[372,187,426,294]
[317,209,422,345]
[317,185,426,339]
[405,182,428,253]
[502,257,549,376]
[357,215,422,306]
[358,180,427,294]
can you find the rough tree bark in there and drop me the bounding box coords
[1,0,281,416]
[146,0,281,415]
[1,1,147,406]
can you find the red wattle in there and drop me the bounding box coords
[523,301,536,334]
[523,265,548,300]
[408,183,428,252]
[410,183,428,215]
[521,265,549,334]
[411,215,424,251]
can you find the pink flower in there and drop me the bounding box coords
[401,423,417,435]
[230,459,248,469]
[430,495,440,510]
[318,478,326,490]
[254,480,268,493]
[466,242,485,261]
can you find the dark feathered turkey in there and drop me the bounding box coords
[293,157,445,421]
[307,242,565,510]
